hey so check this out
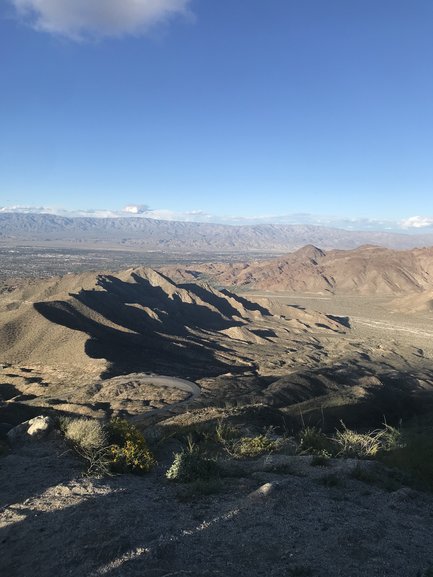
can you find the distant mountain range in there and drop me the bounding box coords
[1,213,433,252]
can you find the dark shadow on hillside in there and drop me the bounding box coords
[327,314,351,328]
[33,275,248,379]
[92,274,242,332]
[219,289,272,315]
[0,439,82,509]
[267,362,433,431]
[179,283,246,319]
[0,383,21,401]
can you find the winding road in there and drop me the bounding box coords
[129,374,201,423]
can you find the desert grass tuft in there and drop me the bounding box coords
[229,433,283,458]
[334,422,401,459]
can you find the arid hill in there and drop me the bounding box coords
[2,266,433,435]
[0,267,345,380]
[161,245,433,295]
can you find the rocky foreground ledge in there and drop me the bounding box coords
[1,422,433,577]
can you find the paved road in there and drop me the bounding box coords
[129,374,201,424]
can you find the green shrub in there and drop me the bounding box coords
[298,427,331,455]
[166,444,219,482]
[214,420,240,445]
[230,434,283,458]
[108,418,155,474]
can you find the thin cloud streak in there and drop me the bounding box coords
[10,0,192,39]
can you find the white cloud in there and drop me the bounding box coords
[122,204,150,214]
[400,216,433,229]
[0,205,48,214]
[11,0,192,39]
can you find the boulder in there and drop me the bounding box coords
[7,415,53,444]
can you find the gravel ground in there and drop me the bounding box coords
[1,439,433,577]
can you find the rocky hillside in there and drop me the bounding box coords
[162,245,433,295]
[0,267,345,379]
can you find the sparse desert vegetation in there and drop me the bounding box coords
[3,407,433,577]
[60,416,156,476]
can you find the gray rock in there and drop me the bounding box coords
[7,415,53,443]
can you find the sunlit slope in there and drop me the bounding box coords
[0,267,345,377]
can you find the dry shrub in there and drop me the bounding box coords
[61,417,111,476]
[63,417,107,451]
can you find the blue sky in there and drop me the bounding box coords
[1,0,433,230]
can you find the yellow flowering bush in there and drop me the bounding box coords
[108,418,155,474]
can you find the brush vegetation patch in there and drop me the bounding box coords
[58,412,433,492]
[334,422,401,458]
[108,418,156,474]
[228,433,284,458]
[61,416,155,476]
[166,442,220,483]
